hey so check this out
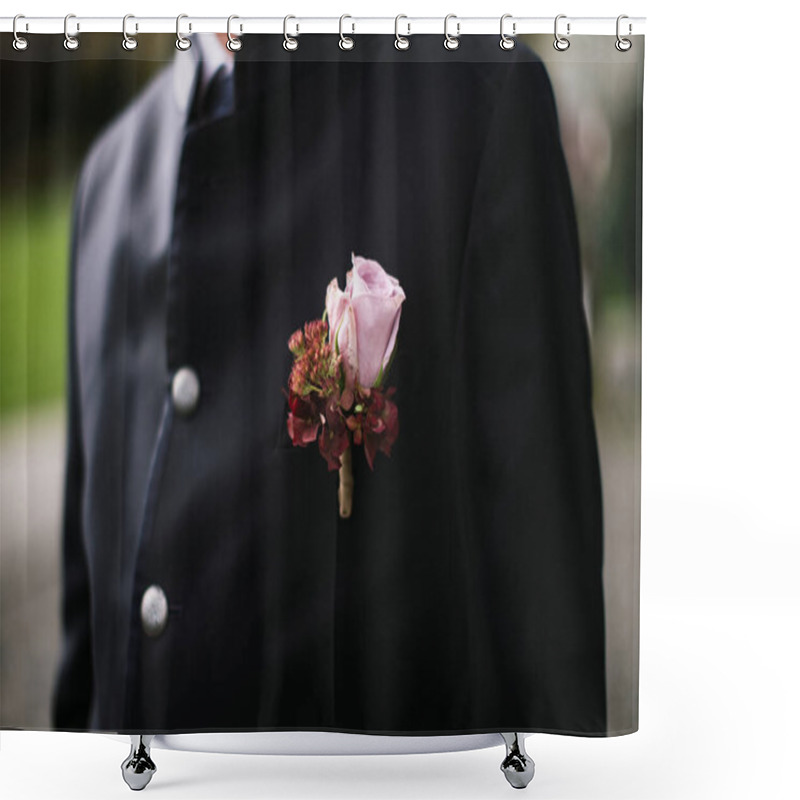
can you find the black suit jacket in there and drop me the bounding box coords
[52,34,606,735]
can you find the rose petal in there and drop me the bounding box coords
[325,278,349,347]
[338,304,358,390]
[350,292,404,388]
[351,254,397,298]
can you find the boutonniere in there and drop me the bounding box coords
[284,254,405,518]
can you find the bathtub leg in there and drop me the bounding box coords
[500,733,535,789]
[121,734,157,791]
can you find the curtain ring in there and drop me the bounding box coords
[122,14,138,51]
[338,14,355,51]
[12,14,29,51]
[615,14,632,51]
[500,14,516,50]
[283,15,299,51]
[444,14,460,50]
[63,13,80,51]
[227,15,242,51]
[394,15,410,50]
[339,14,355,50]
[175,14,191,50]
[554,14,570,51]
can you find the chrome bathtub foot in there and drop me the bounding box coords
[500,733,535,789]
[121,734,156,791]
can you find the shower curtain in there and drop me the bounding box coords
[0,29,643,738]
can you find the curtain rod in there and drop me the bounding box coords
[1,15,646,37]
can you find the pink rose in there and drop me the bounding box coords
[325,254,405,389]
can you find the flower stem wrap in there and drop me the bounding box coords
[338,446,354,518]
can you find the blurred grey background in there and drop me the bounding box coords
[0,35,642,733]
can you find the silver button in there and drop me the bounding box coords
[171,367,200,415]
[141,584,169,638]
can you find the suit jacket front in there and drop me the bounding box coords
[52,34,607,735]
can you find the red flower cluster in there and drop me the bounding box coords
[285,317,399,471]
[343,386,399,470]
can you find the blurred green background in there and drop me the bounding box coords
[1,36,172,417]
[1,189,71,412]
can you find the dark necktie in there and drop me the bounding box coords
[199,64,235,122]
